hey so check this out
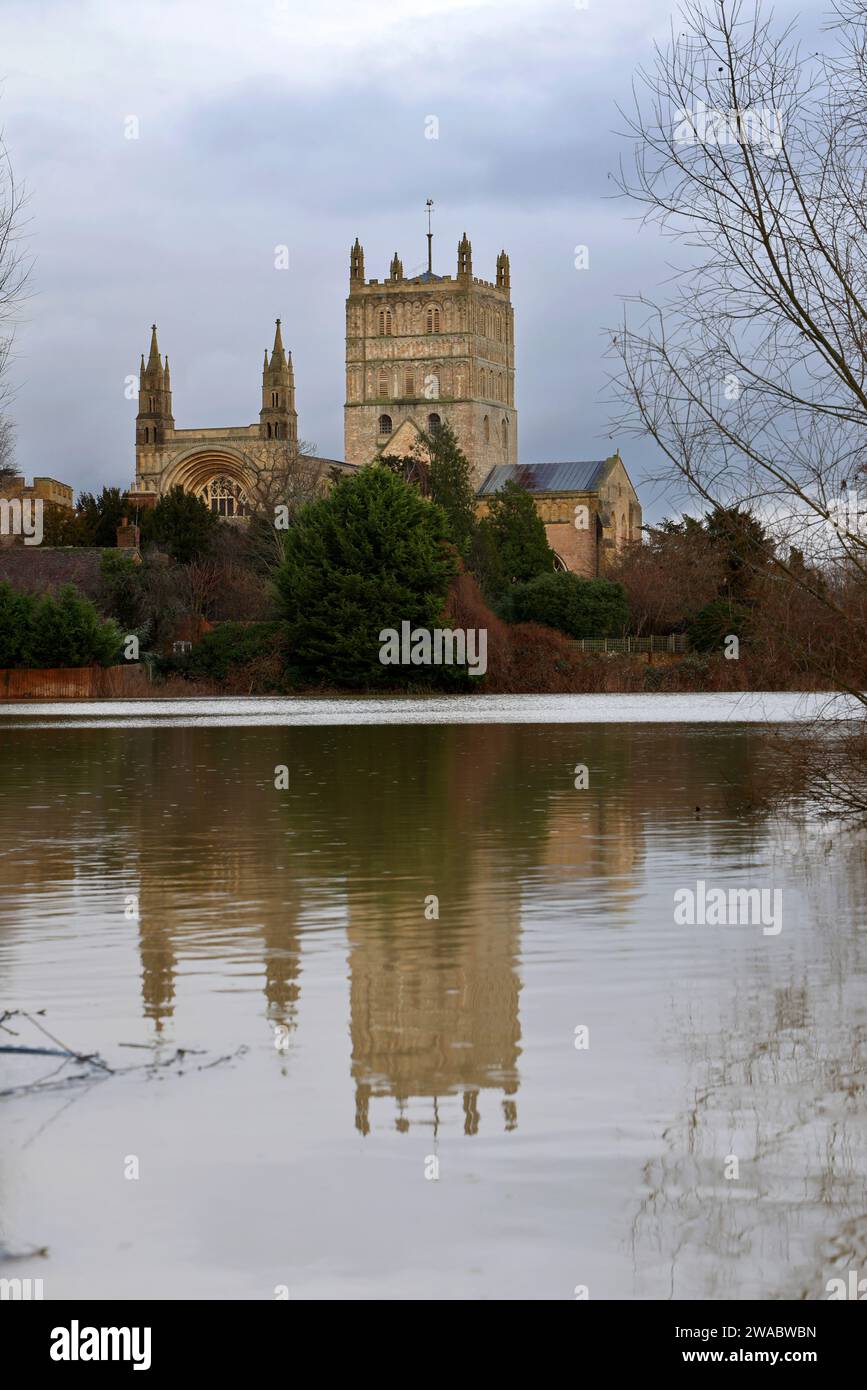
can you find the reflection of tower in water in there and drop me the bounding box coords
[129,727,306,1036]
[138,909,176,1032]
[348,871,522,1137]
[345,725,527,1137]
[135,884,305,1037]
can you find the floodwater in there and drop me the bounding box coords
[0,697,865,1300]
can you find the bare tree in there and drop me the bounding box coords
[0,415,15,485]
[243,439,335,570]
[610,0,867,711]
[0,121,30,482]
[182,558,223,621]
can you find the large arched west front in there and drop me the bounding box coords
[160,447,255,518]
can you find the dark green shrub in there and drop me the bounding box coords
[147,486,219,564]
[183,621,281,680]
[0,582,35,667]
[99,550,144,630]
[688,597,749,652]
[504,572,629,639]
[473,480,555,595]
[74,487,128,547]
[274,465,457,687]
[15,585,122,668]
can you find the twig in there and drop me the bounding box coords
[4,1010,112,1073]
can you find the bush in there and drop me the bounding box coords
[146,485,219,564]
[674,652,712,688]
[0,582,34,667]
[424,420,478,558]
[75,487,128,548]
[688,597,749,652]
[99,550,143,630]
[473,480,556,595]
[177,621,282,681]
[275,465,457,687]
[503,572,629,639]
[0,583,122,669]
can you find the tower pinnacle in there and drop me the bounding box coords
[425,198,434,276]
[260,318,297,443]
[270,318,286,368]
[350,238,365,285]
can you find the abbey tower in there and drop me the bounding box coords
[344,232,517,486]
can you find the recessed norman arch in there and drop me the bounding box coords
[161,448,254,501]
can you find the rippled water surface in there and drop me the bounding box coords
[1,700,865,1299]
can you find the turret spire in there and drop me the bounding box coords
[350,237,365,285]
[270,317,286,369]
[147,324,162,374]
[136,324,173,445]
[260,318,297,444]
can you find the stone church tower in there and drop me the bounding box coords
[258,317,297,444]
[136,325,175,449]
[131,320,314,514]
[344,231,517,486]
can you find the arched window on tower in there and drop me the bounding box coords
[427,413,441,432]
[502,419,508,456]
[378,414,393,436]
[272,391,279,407]
[378,309,392,336]
[426,305,441,334]
[267,423,272,438]
[274,423,281,439]
[404,370,414,397]
[378,372,389,398]
[483,415,490,443]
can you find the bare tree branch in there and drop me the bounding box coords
[609,0,867,719]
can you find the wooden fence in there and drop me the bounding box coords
[0,665,151,699]
[567,635,690,655]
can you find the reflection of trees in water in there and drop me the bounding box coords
[631,833,867,1299]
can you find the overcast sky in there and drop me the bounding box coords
[2,0,811,520]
